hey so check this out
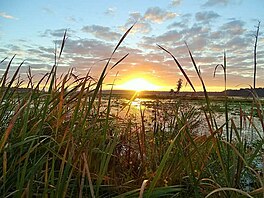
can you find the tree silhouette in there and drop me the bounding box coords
[176,78,183,93]
[170,78,183,94]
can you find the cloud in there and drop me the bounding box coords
[1,7,263,91]
[226,36,249,50]
[64,38,113,58]
[122,7,178,34]
[156,30,183,43]
[195,11,220,23]
[221,19,245,35]
[41,29,74,38]
[168,21,187,29]
[28,64,52,72]
[171,0,182,6]
[140,28,187,51]
[141,23,211,51]
[202,0,241,7]
[0,12,18,20]
[82,25,122,41]
[104,7,117,15]
[203,0,229,6]
[181,24,210,38]
[122,12,152,34]
[133,22,152,34]
[66,16,77,23]
[167,14,191,29]
[186,36,208,51]
[62,38,146,79]
[42,7,54,15]
[144,7,177,23]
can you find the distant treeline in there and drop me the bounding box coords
[8,87,264,98]
[225,88,264,97]
[103,88,264,99]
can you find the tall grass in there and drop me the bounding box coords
[0,27,263,197]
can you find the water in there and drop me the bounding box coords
[110,97,263,141]
[100,96,264,191]
[118,97,264,188]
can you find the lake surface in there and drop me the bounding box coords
[104,96,264,143]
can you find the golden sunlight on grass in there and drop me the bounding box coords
[118,78,160,91]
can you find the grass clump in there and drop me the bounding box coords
[0,27,263,198]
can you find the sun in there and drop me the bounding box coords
[118,78,160,91]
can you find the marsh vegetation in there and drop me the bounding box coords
[0,27,263,197]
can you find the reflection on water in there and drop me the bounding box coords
[131,98,143,110]
[104,96,263,143]
[100,96,263,190]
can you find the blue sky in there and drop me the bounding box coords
[1,0,264,91]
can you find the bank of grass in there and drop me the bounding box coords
[0,28,263,197]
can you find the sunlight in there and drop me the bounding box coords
[118,78,160,91]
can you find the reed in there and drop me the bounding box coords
[0,26,263,197]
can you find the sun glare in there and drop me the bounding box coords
[119,78,159,91]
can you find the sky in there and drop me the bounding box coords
[0,0,264,91]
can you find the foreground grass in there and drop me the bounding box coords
[0,29,263,197]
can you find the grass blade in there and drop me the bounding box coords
[157,44,196,92]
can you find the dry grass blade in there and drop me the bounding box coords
[213,52,229,142]
[112,24,134,56]
[0,60,24,104]
[147,123,187,197]
[157,44,196,92]
[110,53,129,70]
[184,42,207,93]
[253,21,260,89]
[3,150,7,182]
[205,187,253,198]
[100,23,133,77]
[0,57,7,65]
[26,66,34,88]
[245,166,264,193]
[118,91,138,116]
[250,88,264,131]
[83,153,95,198]
[9,61,24,84]
[139,180,149,198]
[185,42,215,128]
[213,64,224,77]
[35,73,49,91]
[200,178,222,189]
[213,51,227,83]
[58,29,68,60]
[104,23,135,70]
[1,54,16,88]
[249,187,264,196]
[222,140,248,165]
[85,24,134,122]
[0,99,30,151]
[43,64,56,90]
